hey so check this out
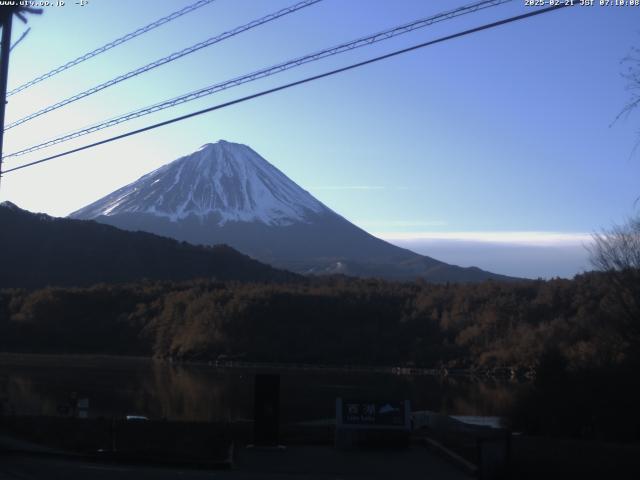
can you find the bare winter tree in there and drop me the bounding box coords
[590,216,640,272]
[589,216,640,343]
[615,46,640,153]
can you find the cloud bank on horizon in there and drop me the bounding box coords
[378,230,592,279]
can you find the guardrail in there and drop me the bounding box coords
[413,410,510,480]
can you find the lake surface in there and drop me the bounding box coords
[0,355,523,423]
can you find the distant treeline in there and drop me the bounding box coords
[0,271,636,372]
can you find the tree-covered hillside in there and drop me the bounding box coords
[0,202,299,288]
[0,271,635,371]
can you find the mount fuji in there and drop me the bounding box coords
[70,140,511,282]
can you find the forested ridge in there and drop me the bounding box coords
[0,203,299,288]
[1,270,636,372]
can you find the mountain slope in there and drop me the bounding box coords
[0,202,299,289]
[70,140,514,283]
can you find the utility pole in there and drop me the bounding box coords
[0,10,13,186]
[0,6,41,188]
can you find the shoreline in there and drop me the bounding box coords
[0,352,530,379]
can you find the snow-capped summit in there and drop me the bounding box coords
[71,140,328,226]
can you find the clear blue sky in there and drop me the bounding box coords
[1,0,639,278]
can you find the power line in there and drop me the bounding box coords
[5,0,322,131]
[2,3,572,176]
[2,0,513,159]
[6,0,218,98]
[5,0,506,135]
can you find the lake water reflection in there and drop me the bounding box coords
[0,355,522,423]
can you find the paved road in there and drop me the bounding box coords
[0,455,218,480]
[0,446,469,479]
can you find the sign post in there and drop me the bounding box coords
[335,398,411,449]
[253,374,280,447]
